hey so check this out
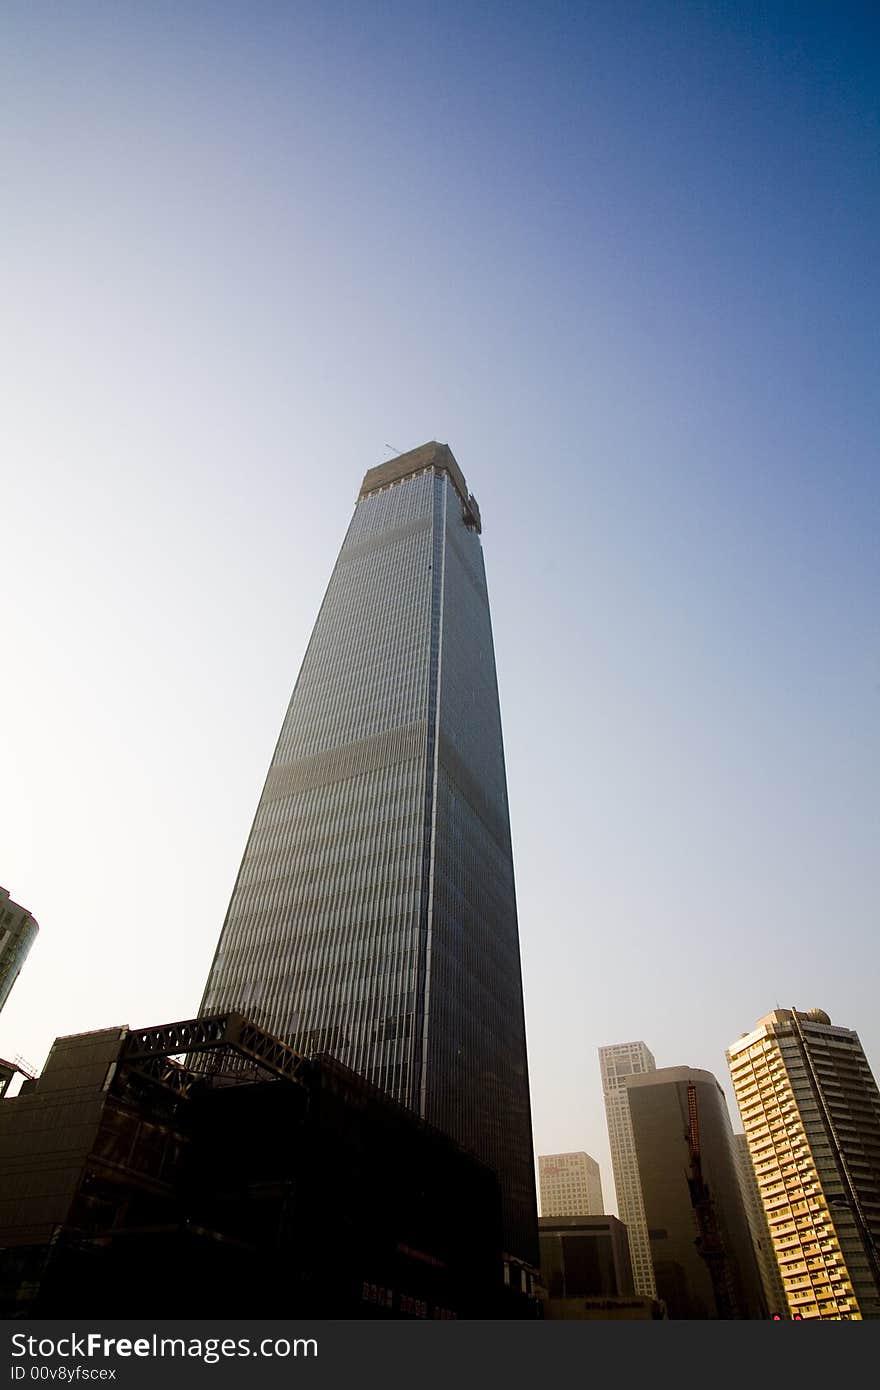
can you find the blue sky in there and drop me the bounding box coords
[2,1,877,1208]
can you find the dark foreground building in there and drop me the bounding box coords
[537,1214,665,1319]
[536,1217,653,1323]
[0,1016,531,1319]
[200,442,537,1268]
[539,1214,635,1301]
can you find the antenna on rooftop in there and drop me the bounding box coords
[384,444,401,456]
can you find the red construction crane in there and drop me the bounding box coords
[686,1081,736,1318]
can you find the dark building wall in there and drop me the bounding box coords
[0,1029,126,1247]
[183,1057,504,1318]
[627,1069,766,1319]
[539,1216,634,1299]
[0,1022,513,1319]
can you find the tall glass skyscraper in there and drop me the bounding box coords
[200,442,537,1264]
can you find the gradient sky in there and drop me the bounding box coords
[2,1,877,1213]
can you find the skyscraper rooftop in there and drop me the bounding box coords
[357,441,481,531]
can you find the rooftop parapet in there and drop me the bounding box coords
[359,441,481,533]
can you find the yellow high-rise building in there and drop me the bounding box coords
[727,1008,880,1320]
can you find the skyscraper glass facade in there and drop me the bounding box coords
[626,1066,766,1319]
[0,888,39,1016]
[201,443,537,1263]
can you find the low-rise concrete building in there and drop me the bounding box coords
[539,1213,641,1319]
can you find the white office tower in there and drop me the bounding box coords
[538,1152,604,1217]
[599,1041,658,1298]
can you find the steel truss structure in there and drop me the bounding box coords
[120,1013,309,1091]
